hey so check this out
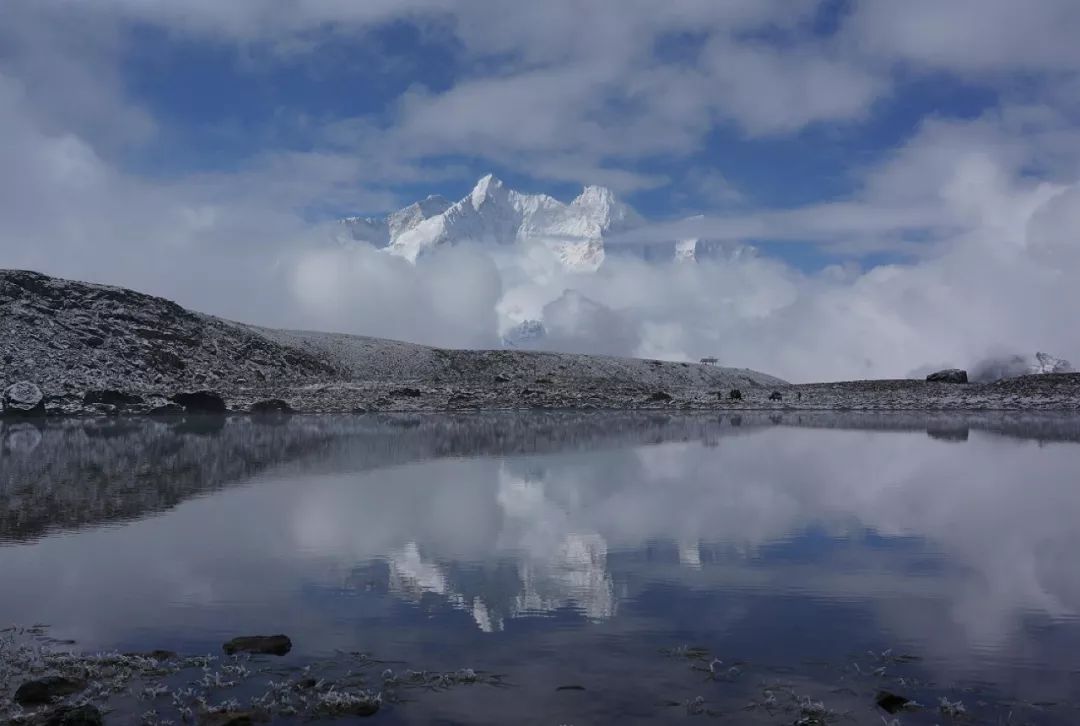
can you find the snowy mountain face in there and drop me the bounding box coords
[971,351,1074,382]
[1032,351,1073,375]
[502,319,546,348]
[339,175,645,271]
[340,194,451,249]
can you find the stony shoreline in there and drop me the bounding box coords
[2,375,1078,418]
[9,373,1077,418]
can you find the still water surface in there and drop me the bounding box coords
[2,412,1080,723]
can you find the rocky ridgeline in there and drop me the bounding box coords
[0,269,785,416]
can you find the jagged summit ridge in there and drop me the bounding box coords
[341,174,643,271]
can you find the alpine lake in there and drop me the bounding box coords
[3,411,1080,724]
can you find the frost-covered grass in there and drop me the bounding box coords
[654,640,1041,724]
[0,626,502,724]
[0,626,1055,724]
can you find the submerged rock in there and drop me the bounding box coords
[41,704,104,726]
[926,368,968,384]
[14,675,87,706]
[123,649,178,661]
[875,690,912,714]
[222,634,292,656]
[199,711,270,726]
[171,390,227,413]
[3,381,45,416]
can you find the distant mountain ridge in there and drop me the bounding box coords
[340,174,744,271]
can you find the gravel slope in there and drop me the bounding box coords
[0,269,785,415]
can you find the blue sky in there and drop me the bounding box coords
[1,1,1079,378]
[101,2,1015,275]
[118,5,1002,222]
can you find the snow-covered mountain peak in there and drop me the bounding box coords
[573,184,615,206]
[571,184,640,232]
[386,195,451,239]
[340,174,738,271]
[417,194,452,212]
[470,174,507,209]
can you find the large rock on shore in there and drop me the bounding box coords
[926,369,968,384]
[13,675,87,705]
[2,381,45,416]
[172,391,227,413]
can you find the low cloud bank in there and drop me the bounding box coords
[280,173,1078,382]
[2,64,1078,382]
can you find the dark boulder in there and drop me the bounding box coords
[14,676,87,706]
[336,701,380,717]
[926,368,968,384]
[648,391,673,402]
[249,399,295,415]
[3,381,45,417]
[768,391,783,401]
[41,704,104,726]
[389,387,422,398]
[875,690,912,714]
[222,634,292,656]
[124,649,179,661]
[171,390,227,413]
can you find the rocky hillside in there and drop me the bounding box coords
[0,269,785,415]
